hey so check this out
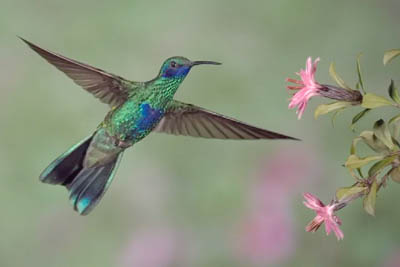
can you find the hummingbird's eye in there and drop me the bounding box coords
[170,61,177,68]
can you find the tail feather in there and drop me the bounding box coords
[39,136,93,185]
[69,154,122,215]
[39,134,123,215]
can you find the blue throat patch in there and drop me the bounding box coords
[162,65,191,78]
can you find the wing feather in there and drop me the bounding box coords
[21,37,139,107]
[154,100,299,140]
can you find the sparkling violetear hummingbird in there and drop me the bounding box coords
[21,38,298,215]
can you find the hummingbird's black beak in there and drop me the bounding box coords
[191,61,222,66]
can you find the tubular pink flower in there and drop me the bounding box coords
[286,57,322,119]
[303,193,344,240]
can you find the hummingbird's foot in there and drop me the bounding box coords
[117,140,132,149]
[110,136,132,149]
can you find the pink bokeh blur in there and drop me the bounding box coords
[235,145,319,266]
[119,227,180,267]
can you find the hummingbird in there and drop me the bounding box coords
[21,38,298,215]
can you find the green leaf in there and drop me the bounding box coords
[356,54,366,94]
[389,114,400,125]
[373,119,395,150]
[363,180,378,216]
[345,154,384,169]
[388,80,400,104]
[357,168,364,178]
[368,155,397,177]
[350,136,362,155]
[389,114,400,138]
[359,131,391,153]
[349,132,366,177]
[384,49,400,65]
[314,101,352,119]
[329,62,352,90]
[361,93,393,109]
[336,185,367,202]
[390,167,400,183]
[350,109,370,130]
[331,108,346,127]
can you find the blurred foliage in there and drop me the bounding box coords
[1,0,400,266]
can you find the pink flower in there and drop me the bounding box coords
[303,193,344,240]
[287,57,322,119]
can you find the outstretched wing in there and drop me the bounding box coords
[20,37,139,107]
[154,100,299,140]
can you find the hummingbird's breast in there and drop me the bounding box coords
[108,99,165,144]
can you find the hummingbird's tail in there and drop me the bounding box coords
[39,133,123,215]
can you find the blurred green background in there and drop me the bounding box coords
[1,0,400,266]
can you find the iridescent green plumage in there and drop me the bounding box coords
[21,38,298,215]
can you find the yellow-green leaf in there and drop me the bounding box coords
[356,53,366,93]
[363,180,378,216]
[331,108,346,127]
[329,62,352,90]
[345,154,384,169]
[361,93,393,109]
[389,114,400,139]
[373,119,395,150]
[388,80,400,104]
[351,108,370,131]
[384,49,400,65]
[336,185,367,202]
[350,136,362,155]
[359,131,390,153]
[389,114,400,125]
[314,101,352,119]
[368,155,397,177]
[390,167,400,183]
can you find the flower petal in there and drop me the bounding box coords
[303,193,324,208]
[286,57,322,119]
[332,225,344,240]
[305,216,324,232]
[302,193,344,240]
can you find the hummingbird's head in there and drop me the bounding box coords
[159,57,221,79]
